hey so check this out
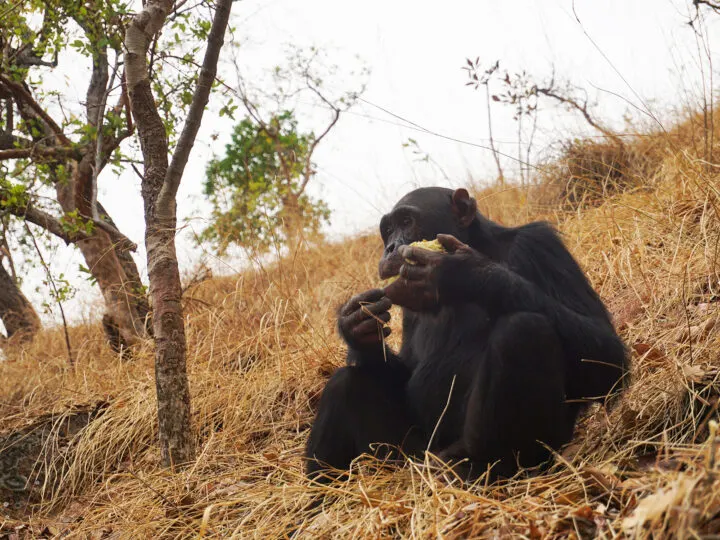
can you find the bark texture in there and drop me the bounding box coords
[124,0,232,467]
[0,262,40,342]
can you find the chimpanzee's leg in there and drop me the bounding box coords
[446,312,574,480]
[305,366,424,482]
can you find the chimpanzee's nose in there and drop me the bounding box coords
[384,241,397,255]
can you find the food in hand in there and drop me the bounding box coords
[380,239,446,286]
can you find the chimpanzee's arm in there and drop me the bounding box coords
[442,223,626,391]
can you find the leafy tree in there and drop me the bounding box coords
[1,0,233,463]
[201,111,330,254]
[0,0,149,350]
[196,46,367,254]
[0,0,233,353]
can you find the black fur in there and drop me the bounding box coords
[305,187,627,482]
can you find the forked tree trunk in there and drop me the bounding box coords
[56,159,150,351]
[124,0,232,467]
[0,261,41,342]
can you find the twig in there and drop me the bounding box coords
[427,375,457,452]
[23,222,73,366]
[485,84,504,183]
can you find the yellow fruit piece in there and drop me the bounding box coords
[380,239,446,287]
[380,275,399,287]
[410,239,446,253]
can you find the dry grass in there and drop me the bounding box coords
[4,113,720,538]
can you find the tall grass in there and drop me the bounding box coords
[3,110,720,537]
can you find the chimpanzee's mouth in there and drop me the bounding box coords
[378,250,404,280]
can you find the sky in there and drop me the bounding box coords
[6,0,720,326]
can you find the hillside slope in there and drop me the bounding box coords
[3,113,720,538]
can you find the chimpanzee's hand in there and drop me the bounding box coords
[384,234,490,312]
[337,288,392,349]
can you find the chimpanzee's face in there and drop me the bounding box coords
[378,188,461,279]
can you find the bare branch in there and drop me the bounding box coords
[694,0,720,13]
[535,86,624,146]
[301,79,341,194]
[23,221,73,365]
[0,145,81,161]
[158,0,233,215]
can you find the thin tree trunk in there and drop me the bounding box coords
[124,0,232,467]
[130,74,193,466]
[0,262,40,342]
[281,193,303,252]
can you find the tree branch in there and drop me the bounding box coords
[301,80,341,195]
[0,145,81,161]
[1,198,80,245]
[0,75,70,145]
[157,0,233,216]
[89,52,120,220]
[0,189,137,251]
[694,0,720,13]
[535,86,624,146]
[79,212,138,251]
[0,133,31,150]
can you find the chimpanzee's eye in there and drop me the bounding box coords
[402,215,413,227]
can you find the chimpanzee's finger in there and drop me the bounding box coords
[340,289,386,316]
[399,245,443,266]
[399,263,430,281]
[355,310,391,327]
[384,279,425,308]
[355,325,392,345]
[436,234,469,253]
[354,315,390,337]
[345,297,392,326]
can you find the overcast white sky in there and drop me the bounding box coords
[8,0,720,325]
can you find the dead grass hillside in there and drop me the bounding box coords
[3,111,720,538]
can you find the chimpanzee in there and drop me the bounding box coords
[305,187,627,482]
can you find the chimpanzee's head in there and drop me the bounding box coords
[378,187,477,279]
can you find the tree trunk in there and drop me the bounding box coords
[97,202,152,354]
[6,73,149,352]
[131,75,194,467]
[124,0,231,467]
[56,158,149,350]
[0,261,41,342]
[281,193,303,252]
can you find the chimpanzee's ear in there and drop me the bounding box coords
[451,188,477,228]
